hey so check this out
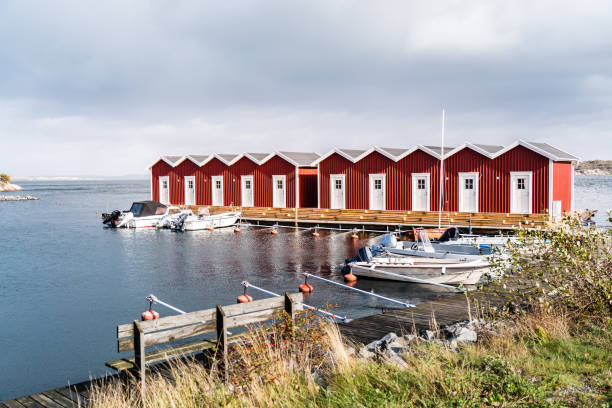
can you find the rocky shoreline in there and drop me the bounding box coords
[351,319,488,367]
[0,195,40,201]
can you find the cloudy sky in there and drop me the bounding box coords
[1,1,611,176]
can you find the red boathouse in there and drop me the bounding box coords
[314,141,577,216]
[149,151,320,208]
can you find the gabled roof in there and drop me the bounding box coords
[247,152,270,162]
[526,142,579,161]
[147,155,185,169]
[277,151,320,167]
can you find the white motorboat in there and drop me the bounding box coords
[349,256,489,286]
[102,201,181,228]
[167,207,241,231]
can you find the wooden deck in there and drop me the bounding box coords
[339,290,508,344]
[197,206,549,230]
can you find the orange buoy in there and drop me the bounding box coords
[299,283,314,293]
[312,230,320,237]
[350,233,359,239]
[141,309,160,321]
[237,294,253,303]
[234,227,241,233]
[271,229,278,235]
[343,273,357,283]
[207,226,214,231]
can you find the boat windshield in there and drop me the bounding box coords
[129,201,167,217]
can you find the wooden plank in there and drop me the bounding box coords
[117,308,216,338]
[133,320,146,395]
[142,320,216,349]
[14,397,45,408]
[53,389,81,406]
[226,308,278,329]
[40,392,74,408]
[222,292,303,317]
[2,400,26,408]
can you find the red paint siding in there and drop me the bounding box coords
[151,155,297,207]
[443,145,549,213]
[319,145,551,213]
[319,150,440,210]
[553,161,572,213]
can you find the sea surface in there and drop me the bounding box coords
[0,176,610,400]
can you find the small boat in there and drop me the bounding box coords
[166,207,241,231]
[102,201,179,228]
[375,233,499,259]
[349,257,489,286]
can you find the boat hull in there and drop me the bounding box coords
[350,261,489,285]
[182,211,240,230]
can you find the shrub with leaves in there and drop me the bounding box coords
[492,216,612,320]
[0,173,10,183]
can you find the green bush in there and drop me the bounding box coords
[492,216,612,320]
[0,173,9,183]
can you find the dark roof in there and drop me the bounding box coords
[278,151,320,166]
[189,155,210,163]
[247,153,270,162]
[379,147,410,157]
[424,146,454,156]
[527,142,579,161]
[164,155,183,164]
[473,144,505,154]
[217,153,239,162]
[338,148,369,160]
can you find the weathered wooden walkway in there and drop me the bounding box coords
[339,290,509,344]
[199,205,549,230]
[1,289,511,407]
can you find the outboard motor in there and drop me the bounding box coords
[342,246,373,273]
[102,210,121,227]
[170,213,189,232]
[379,233,398,248]
[437,227,460,242]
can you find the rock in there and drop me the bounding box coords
[453,327,477,343]
[365,332,398,352]
[401,334,418,344]
[346,346,355,356]
[358,347,375,359]
[380,332,398,343]
[0,182,22,192]
[423,330,437,341]
[382,350,409,368]
[386,340,410,354]
[0,195,39,201]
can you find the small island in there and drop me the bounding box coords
[0,173,23,192]
[576,160,612,176]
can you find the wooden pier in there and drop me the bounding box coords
[199,205,549,230]
[1,287,512,407]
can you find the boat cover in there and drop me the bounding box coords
[129,201,167,217]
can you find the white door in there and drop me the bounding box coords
[159,176,169,204]
[184,176,195,205]
[411,173,430,211]
[510,172,532,214]
[458,173,478,212]
[330,174,346,209]
[272,175,286,208]
[241,175,254,207]
[211,176,224,206]
[369,174,386,210]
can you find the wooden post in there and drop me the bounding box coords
[284,292,296,320]
[216,304,228,381]
[133,320,146,396]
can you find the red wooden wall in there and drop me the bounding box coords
[318,145,551,213]
[553,161,572,213]
[443,145,549,213]
[318,150,440,210]
[152,155,297,207]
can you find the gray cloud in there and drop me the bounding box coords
[0,0,611,176]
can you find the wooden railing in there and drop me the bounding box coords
[107,293,303,394]
[184,205,550,229]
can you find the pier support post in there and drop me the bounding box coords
[133,320,146,396]
[216,304,228,382]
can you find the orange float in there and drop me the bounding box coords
[141,308,160,321]
[237,293,253,303]
[299,283,314,293]
[343,273,357,283]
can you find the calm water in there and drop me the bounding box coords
[0,176,610,400]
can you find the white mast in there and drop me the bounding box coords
[438,109,445,229]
